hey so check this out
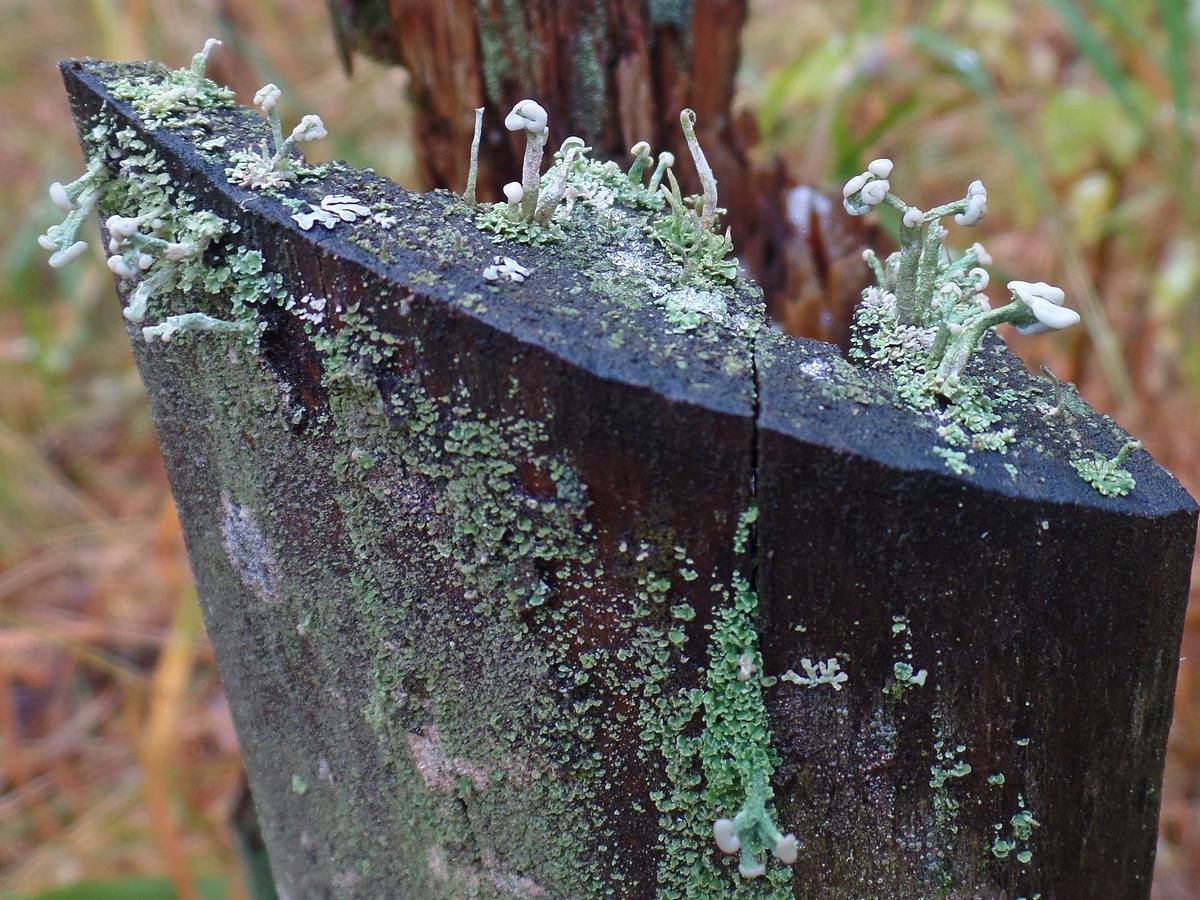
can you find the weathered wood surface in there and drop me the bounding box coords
[63,57,1196,900]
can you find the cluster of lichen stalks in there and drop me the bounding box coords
[711,773,799,878]
[38,39,329,342]
[843,159,1080,395]
[467,98,737,282]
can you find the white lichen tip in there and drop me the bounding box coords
[713,818,741,854]
[867,157,893,178]
[107,253,138,278]
[772,834,799,865]
[1008,280,1079,334]
[504,99,548,134]
[291,114,327,142]
[503,181,524,205]
[201,38,222,56]
[902,206,925,228]
[49,182,77,212]
[955,179,988,226]
[861,178,890,205]
[48,240,88,268]
[842,164,890,216]
[559,136,589,157]
[970,242,993,266]
[105,215,141,242]
[738,860,767,879]
[254,83,282,112]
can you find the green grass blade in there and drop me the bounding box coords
[1158,0,1192,120]
[1157,0,1195,206]
[1040,0,1149,130]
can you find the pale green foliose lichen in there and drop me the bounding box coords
[1071,439,1141,497]
[108,38,234,129]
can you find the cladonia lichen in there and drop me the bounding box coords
[226,81,328,190]
[846,159,1078,395]
[1071,439,1141,497]
[40,40,281,343]
[108,38,233,129]
[842,159,1144,492]
[44,46,1122,897]
[702,510,797,882]
[470,103,737,286]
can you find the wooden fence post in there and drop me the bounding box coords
[54,55,1196,899]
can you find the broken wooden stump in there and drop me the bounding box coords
[56,55,1196,900]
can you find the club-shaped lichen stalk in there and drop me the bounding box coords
[38,156,110,268]
[533,136,588,225]
[465,106,484,207]
[679,108,718,230]
[628,141,652,184]
[648,151,674,194]
[504,99,548,220]
[190,38,221,83]
[270,114,327,172]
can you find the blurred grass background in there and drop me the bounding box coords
[2,0,1198,897]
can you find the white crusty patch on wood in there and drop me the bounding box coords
[220,491,283,603]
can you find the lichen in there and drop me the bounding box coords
[472,107,738,288]
[842,164,1141,490]
[108,39,233,129]
[1071,440,1141,497]
[48,51,1116,899]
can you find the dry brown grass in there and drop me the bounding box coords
[2,0,1198,896]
